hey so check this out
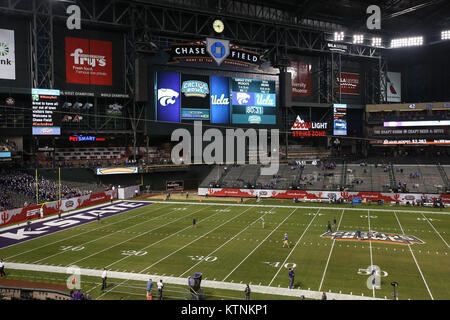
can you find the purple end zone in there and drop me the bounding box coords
[0,201,153,249]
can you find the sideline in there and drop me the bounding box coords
[5,262,384,300]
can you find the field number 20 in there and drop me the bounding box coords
[187,256,218,262]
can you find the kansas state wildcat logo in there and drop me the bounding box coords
[158,88,179,106]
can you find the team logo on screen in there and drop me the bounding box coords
[158,88,179,106]
[236,92,251,105]
[206,38,230,66]
[181,80,209,97]
[211,94,229,105]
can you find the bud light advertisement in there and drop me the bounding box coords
[156,71,181,123]
[210,76,230,124]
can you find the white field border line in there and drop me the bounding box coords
[368,209,375,298]
[222,208,298,282]
[420,213,450,249]
[4,263,382,300]
[179,208,274,277]
[318,209,345,291]
[68,205,213,266]
[3,203,168,260]
[135,206,254,271]
[31,203,181,264]
[393,211,434,300]
[142,200,450,215]
[102,205,235,270]
[97,206,250,299]
[268,208,319,287]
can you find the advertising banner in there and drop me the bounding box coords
[0,190,115,227]
[333,104,347,136]
[54,26,125,94]
[289,62,312,97]
[156,71,181,122]
[65,37,113,86]
[198,188,448,205]
[0,16,31,88]
[166,180,184,191]
[337,72,360,95]
[386,72,401,102]
[0,28,15,80]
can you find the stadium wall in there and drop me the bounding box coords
[0,190,115,227]
[198,188,450,204]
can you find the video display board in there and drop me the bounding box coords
[155,71,276,125]
[333,103,347,136]
[31,88,61,136]
[231,78,276,125]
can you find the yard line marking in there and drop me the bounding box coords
[31,204,182,264]
[139,206,254,273]
[145,200,450,215]
[68,205,212,266]
[420,213,450,249]
[222,208,298,282]
[367,209,375,299]
[98,207,251,298]
[179,208,274,277]
[268,209,320,287]
[4,203,168,260]
[394,211,434,300]
[318,209,345,291]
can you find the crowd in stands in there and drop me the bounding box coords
[0,138,17,152]
[0,169,100,210]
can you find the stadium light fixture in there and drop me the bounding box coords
[334,32,345,41]
[353,34,364,44]
[442,30,450,40]
[390,36,423,48]
[371,37,382,47]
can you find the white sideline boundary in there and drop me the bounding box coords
[129,200,450,215]
[5,262,384,300]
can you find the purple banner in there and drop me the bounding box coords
[0,201,152,249]
[156,72,181,123]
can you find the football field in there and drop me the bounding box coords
[0,200,449,300]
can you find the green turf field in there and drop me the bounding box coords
[1,200,449,300]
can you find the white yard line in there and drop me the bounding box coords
[394,211,434,300]
[143,200,450,215]
[97,206,251,299]
[5,263,383,300]
[178,209,273,277]
[31,204,181,264]
[420,213,450,249]
[102,205,235,270]
[223,208,298,282]
[367,209,375,298]
[318,209,345,291]
[3,202,166,259]
[68,206,211,266]
[139,206,254,272]
[268,209,320,287]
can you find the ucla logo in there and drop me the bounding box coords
[211,94,229,105]
[182,81,209,98]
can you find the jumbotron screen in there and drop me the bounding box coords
[155,72,277,125]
